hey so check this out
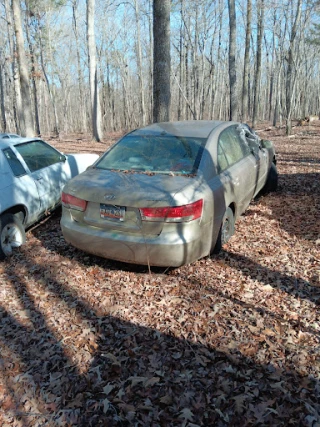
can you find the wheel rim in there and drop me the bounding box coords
[1,223,24,256]
[221,216,233,245]
[221,219,230,244]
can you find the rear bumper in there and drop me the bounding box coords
[60,211,211,267]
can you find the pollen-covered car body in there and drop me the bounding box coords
[61,121,277,267]
[0,136,99,259]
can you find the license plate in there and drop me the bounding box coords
[100,204,125,221]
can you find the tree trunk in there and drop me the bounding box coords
[153,0,171,123]
[252,0,264,128]
[134,0,146,126]
[228,0,237,121]
[147,0,153,123]
[0,58,7,132]
[25,15,41,136]
[285,0,302,135]
[241,0,251,121]
[87,0,103,141]
[72,0,87,132]
[38,25,59,137]
[12,0,34,137]
[178,0,185,121]
[4,0,21,133]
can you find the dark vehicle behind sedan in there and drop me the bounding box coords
[61,120,278,266]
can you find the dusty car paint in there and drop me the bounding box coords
[61,121,277,266]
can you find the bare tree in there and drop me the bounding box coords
[134,0,146,125]
[4,0,21,133]
[228,0,237,121]
[38,24,60,137]
[285,0,302,135]
[0,0,319,136]
[153,0,171,123]
[0,52,6,132]
[12,0,34,136]
[252,0,264,128]
[72,0,87,133]
[241,0,251,121]
[87,0,103,141]
[25,12,41,136]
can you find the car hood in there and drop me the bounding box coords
[63,167,203,207]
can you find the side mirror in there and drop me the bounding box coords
[260,139,273,149]
[247,139,260,156]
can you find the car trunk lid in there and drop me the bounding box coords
[64,168,202,235]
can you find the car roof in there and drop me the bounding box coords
[0,136,42,150]
[131,120,234,139]
[0,132,20,138]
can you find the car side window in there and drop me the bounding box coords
[15,140,63,172]
[237,132,252,157]
[217,142,229,173]
[3,148,27,177]
[217,127,244,172]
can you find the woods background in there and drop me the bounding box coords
[1,0,320,139]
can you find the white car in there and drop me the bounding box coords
[0,137,99,259]
[0,133,21,139]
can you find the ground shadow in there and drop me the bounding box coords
[251,172,320,243]
[1,231,319,425]
[220,251,319,304]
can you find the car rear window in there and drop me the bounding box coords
[96,135,206,175]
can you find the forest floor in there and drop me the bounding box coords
[0,122,319,426]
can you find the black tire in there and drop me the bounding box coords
[263,163,278,193]
[0,213,26,260]
[212,207,235,254]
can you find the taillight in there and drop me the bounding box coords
[140,199,203,222]
[62,192,87,212]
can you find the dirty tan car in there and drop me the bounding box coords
[61,121,277,267]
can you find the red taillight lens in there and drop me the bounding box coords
[140,199,203,222]
[61,192,87,212]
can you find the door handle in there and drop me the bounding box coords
[232,178,240,186]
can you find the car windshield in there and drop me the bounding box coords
[96,134,206,175]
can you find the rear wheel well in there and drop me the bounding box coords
[228,202,236,218]
[1,206,26,225]
[211,204,236,255]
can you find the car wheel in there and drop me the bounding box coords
[263,163,278,193]
[0,214,26,260]
[212,207,235,254]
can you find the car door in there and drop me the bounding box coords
[14,140,70,212]
[246,137,269,195]
[1,147,41,226]
[217,126,257,215]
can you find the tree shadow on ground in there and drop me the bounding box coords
[251,172,320,243]
[219,251,319,304]
[1,235,319,425]
[34,205,319,305]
